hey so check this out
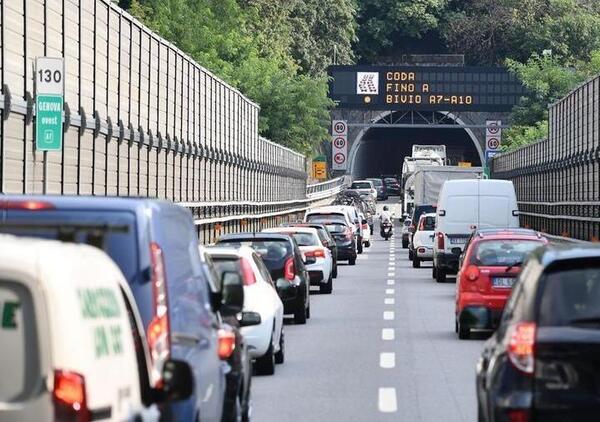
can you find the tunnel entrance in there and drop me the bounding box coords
[350,112,482,178]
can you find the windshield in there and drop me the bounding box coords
[307,213,345,224]
[384,178,398,184]
[291,232,319,246]
[351,182,371,189]
[538,264,600,327]
[210,256,242,279]
[217,239,292,272]
[470,239,542,267]
[325,223,347,234]
[420,216,436,231]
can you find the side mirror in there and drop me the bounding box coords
[238,311,261,327]
[160,359,194,401]
[220,271,244,317]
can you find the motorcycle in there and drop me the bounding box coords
[380,221,393,240]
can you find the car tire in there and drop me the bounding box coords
[306,303,311,319]
[320,275,333,294]
[357,241,363,254]
[408,249,413,261]
[402,240,409,249]
[274,329,285,364]
[332,264,338,278]
[412,257,420,268]
[294,302,307,325]
[458,320,470,340]
[255,337,275,375]
[432,265,437,279]
[436,267,447,283]
[349,258,356,265]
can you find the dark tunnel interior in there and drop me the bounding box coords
[352,122,482,179]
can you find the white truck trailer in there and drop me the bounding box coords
[412,165,484,206]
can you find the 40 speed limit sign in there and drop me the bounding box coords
[331,120,348,170]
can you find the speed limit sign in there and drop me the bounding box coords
[333,137,346,148]
[332,120,347,136]
[334,152,346,165]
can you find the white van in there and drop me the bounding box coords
[432,180,519,282]
[0,235,191,422]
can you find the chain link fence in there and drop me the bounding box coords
[0,0,315,240]
[492,76,600,241]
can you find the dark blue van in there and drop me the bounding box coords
[0,196,226,422]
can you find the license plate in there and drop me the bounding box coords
[492,277,514,288]
[449,237,465,244]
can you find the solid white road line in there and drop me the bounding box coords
[384,297,395,305]
[382,328,395,340]
[378,388,398,413]
[387,272,395,277]
[380,352,396,369]
[383,311,395,320]
[385,288,395,295]
[387,280,395,285]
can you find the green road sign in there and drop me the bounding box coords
[36,94,63,151]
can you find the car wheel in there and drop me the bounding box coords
[402,240,409,249]
[274,329,285,364]
[408,249,413,260]
[320,275,333,294]
[255,337,275,375]
[436,267,447,283]
[332,264,338,278]
[357,241,363,254]
[306,303,311,319]
[477,400,485,422]
[412,257,420,268]
[242,390,252,422]
[458,320,470,340]
[349,258,356,265]
[432,265,437,279]
[294,302,307,324]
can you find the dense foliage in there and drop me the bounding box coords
[120,0,600,153]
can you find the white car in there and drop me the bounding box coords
[205,246,284,375]
[263,227,334,294]
[348,180,378,200]
[0,235,188,422]
[305,205,364,254]
[411,213,436,268]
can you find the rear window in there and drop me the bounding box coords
[368,179,383,187]
[211,257,242,279]
[325,223,346,234]
[538,263,600,327]
[217,239,292,272]
[2,211,138,283]
[384,178,398,184]
[291,232,318,246]
[307,213,345,224]
[470,239,542,267]
[351,182,371,189]
[420,216,436,231]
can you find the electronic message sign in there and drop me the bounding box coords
[329,65,527,112]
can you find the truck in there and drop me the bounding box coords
[412,165,484,206]
[401,145,446,195]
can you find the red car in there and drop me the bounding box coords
[455,229,548,339]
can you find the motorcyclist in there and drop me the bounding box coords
[379,206,393,237]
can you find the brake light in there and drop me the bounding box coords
[418,247,425,254]
[507,322,536,375]
[507,410,530,422]
[284,257,295,281]
[240,258,256,286]
[217,329,236,360]
[53,370,90,422]
[148,242,171,387]
[437,232,445,249]
[305,248,326,258]
[465,265,480,281]
[1,200,55,210]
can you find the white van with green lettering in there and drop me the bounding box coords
[0,235,159,421]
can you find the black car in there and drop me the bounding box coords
[199,248,253,422]
[408,204,437,256]
[367,178,388,200]
[382,176,401,196]
[477,244,600,422]
[217,232,311,324]
[281,222,338,278]
[322,221,357,266]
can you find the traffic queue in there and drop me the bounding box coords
[401,177,600,421]
[0,189,376,422]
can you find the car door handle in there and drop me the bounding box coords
[172,332,200,346]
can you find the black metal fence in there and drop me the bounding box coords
[492,76,600,241]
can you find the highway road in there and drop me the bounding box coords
[252,200,486,422]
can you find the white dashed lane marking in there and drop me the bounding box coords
[387,280,395,285]
[383,311,395,320]
[382,328,395,340]
[378,388,398,413]
[384,297,395,305]
[385,288,395,295]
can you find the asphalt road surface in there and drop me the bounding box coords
[251,200,486,422]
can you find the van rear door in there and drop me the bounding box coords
[443,194,478,248]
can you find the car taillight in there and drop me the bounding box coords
[305,248,326,258]
[240,258,256,286]
[148,242,171,387]
[1,200,55,210]
[217,329,236,360]
[507,322,536,375]
[284,257,295,281]
[507,409,530,422]
[465,265,480,281]
[53,370,90,422]
[437,232,445,249]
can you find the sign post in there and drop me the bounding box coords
[331,120,348,171]
[35,57,64,152]
[484,120,502,178]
